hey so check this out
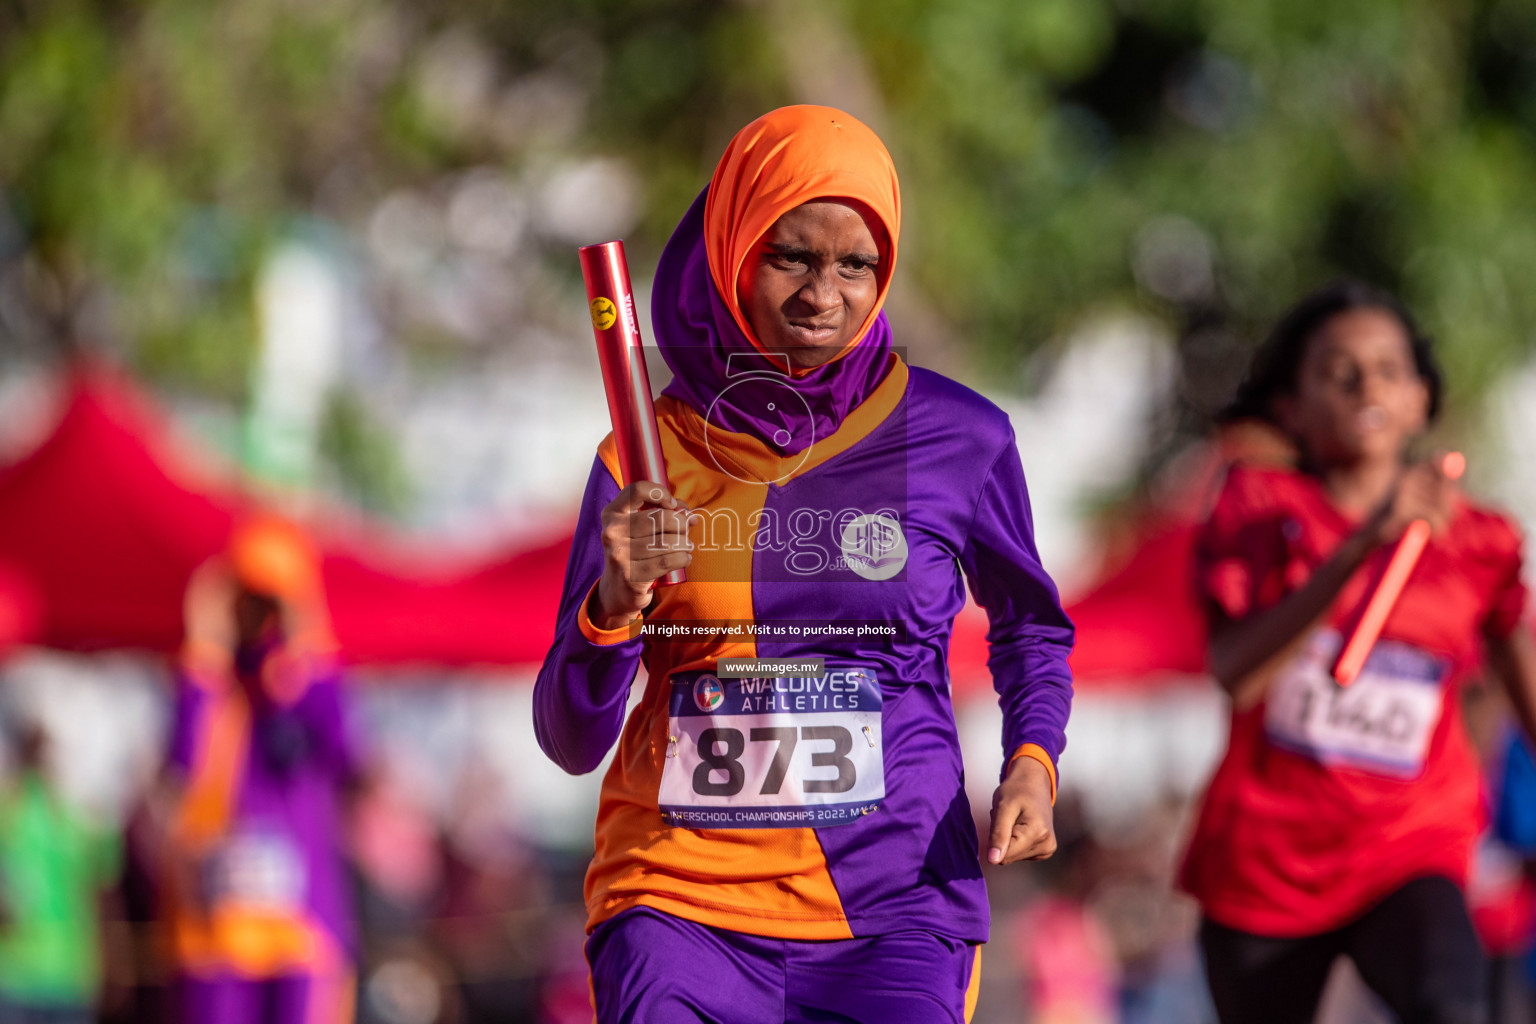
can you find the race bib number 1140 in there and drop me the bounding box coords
[659,668,885,829]
[1265,629,1448,778]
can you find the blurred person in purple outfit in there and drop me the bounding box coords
[161,518,360,1024]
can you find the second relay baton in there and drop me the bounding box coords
[1332,451,1464,686]
[579,240,684,586]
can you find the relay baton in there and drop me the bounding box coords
[1332,452,1464,686]
[579,240,684,586]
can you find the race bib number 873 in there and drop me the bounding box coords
[659,668,884,828]
[1265,629,1448,778]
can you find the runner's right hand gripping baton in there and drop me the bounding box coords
[1332,452,1464,686]
[579,240,684,586]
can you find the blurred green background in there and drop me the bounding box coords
[3,0,1536,508]
[5,9,1536,1022]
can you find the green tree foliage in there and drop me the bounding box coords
[3,0,1535,487]
[850,0,1536,426]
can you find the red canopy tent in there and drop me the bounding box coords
[0,366,568,666]
[0,562,40,654]
[1,364,1221,682]
[1060,520,1206,681]
[944,429,1299,696]
[946,519,1207,699]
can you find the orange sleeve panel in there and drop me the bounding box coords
[1008,743,1058,804]
[578,581,641,646]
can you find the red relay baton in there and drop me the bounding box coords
[1332,451,1464,686]
[579,240,684,586]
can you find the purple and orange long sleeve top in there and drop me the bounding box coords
[534,186,1074,946]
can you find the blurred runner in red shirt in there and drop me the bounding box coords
[1179,280,1536,1024]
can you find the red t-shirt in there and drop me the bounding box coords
[1179,463,1528,937]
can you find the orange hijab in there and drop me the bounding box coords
[229,516,322,601]
[702,105,901,366]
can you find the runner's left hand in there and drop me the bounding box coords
[986,755,1056,865]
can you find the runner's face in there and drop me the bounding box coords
[234,589,281,647]
[1277,308,1429,467]
[736,201,885,370]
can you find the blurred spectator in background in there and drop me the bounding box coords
[1014,799,1119,1024]
[0,720,120,1024]
[432,756,544,1024]
[1486,724,1536,1023]
[159,518,361,1024]
[348,764,442,944]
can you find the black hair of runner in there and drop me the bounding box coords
[1222,279,1444,425]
